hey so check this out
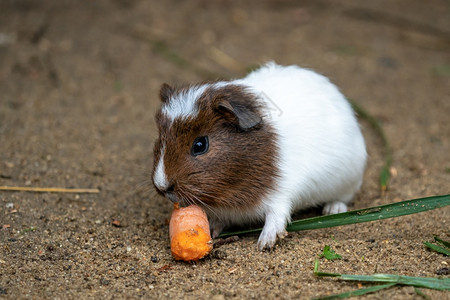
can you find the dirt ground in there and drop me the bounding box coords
[1,0,449,299]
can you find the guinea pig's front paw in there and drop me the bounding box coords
[209,219,226,239]
[257,227,287,251]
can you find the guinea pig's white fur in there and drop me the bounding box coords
[154,62,367,250]
[236,63,366,248]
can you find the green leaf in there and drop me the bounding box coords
[287,194,450,232]
[320,245,342,260]
[314,283,396,300]
[431,64,450,77]
[414,288,432,300]
[350,99,392,192]
[379,166,391,192]
[314,260,450,291]
[336,273,450,290]
[218,194,450,238]
[314,258,340,277]
[434,236,450,248]
[424,241,450,256]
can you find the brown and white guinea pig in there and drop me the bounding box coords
[152,62,367,250]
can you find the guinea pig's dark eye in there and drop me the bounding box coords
[192,136,209,156]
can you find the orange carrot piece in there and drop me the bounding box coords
[169,203,213,261]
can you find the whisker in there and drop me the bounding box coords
[187,185,216,197]
[187,191,220,220]
[177,189,191,207]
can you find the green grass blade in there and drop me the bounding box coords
[424,241,450,256]
[313,259,395,299]
[349,99,392,191]
[218,194,450,238]
[414,288,432,300]
[335,274,450,290]
[434,236,450,248]
[151,40,218,79]
[314,258,340,277]
[287,194,449,232]
[314,283,396,300]
[379,166,391,192]
[314,260,450,291]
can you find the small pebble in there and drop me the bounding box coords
[100,278,110,286]
[211,249,227,259]
[436,267,449,275]
[111,220,121,227]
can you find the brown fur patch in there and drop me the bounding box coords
[153,84,279,211]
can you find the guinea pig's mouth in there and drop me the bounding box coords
[162,187,209,208]
[165,192,199,208]
[165,192,178,203]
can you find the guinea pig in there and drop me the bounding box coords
[152,62,367,250]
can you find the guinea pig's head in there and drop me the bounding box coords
[152,83,278,211]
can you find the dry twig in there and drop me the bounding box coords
[0,186,100,193]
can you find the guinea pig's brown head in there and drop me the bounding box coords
[152,83,278,211]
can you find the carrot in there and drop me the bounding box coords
[169,203,213,261]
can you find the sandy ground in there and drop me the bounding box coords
[0,0,449,299]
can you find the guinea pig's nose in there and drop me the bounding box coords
[165,184,174,194]
[164,184,177,203]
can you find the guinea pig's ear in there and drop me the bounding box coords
[216,99,262,131]
[160,83,175,103]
